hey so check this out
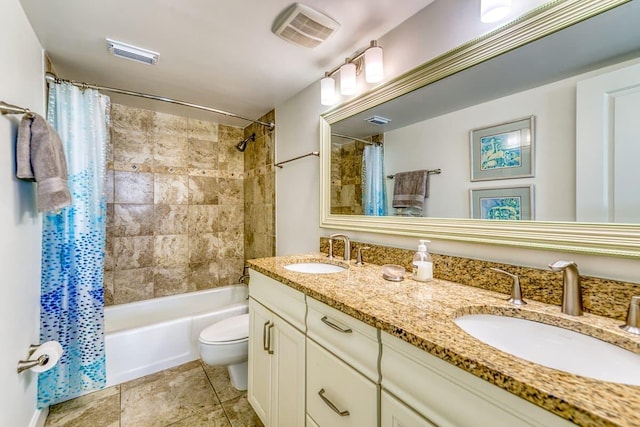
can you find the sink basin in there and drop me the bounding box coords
[283,262,347,274]
[455,314,640,385]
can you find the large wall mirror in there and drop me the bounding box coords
[320,0,640,258]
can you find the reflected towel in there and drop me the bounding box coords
[16,113,71,212]
[392,170,429,209]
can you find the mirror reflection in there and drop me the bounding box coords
[329,1,640,223]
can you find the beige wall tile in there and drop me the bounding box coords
[188,118,219,141]
[189,176,219,205]
[189,139,219,169]
[155,204,189,235]
[154,266,193,297]
[113,268,154,304]
[154,173,189,205]
[113,236,154,270]
[188,205,221,234]
[154,132,189,168]
[114,171,154,204]
[154,235,190,267]
[111,127,152,165]
[112,204,154,237]
[189,262,220,290]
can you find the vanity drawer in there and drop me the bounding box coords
[306,298,379,381]
[307,339,377,427]
[249,269,306,331]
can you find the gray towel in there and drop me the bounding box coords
[16,113,71,213]
[392,170,429,209]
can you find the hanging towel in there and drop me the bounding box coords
[16,113,71,212]
[392,170,429,209]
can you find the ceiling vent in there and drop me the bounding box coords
[107,39,159,65]
[365,115,392,126]
[272,3,340,48]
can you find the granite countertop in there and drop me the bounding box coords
[247,253,640,427]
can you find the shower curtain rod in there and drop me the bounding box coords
[331,133,378,145]
[44,72,275,130]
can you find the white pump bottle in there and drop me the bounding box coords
[412,239,433,282]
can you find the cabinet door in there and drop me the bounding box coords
[248,299,272,425]
[381,390,436,427]
[271,315,306,427]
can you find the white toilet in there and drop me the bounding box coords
[199,313,250,390]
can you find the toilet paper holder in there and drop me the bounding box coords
[17,344,50,374]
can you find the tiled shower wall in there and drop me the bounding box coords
[243,111,276,261]
[330,135,383,215]
[104,104,246,305]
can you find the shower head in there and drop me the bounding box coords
[235,133,256,152]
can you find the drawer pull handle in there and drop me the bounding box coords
[318,388,350,417]
[263,321,270,352]
[267,323,275,354]
[321,316,353,333]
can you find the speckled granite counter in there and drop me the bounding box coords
[248,253,640,427]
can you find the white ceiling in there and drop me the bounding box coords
[19,0,434,127]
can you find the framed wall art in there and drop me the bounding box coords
[470,185,534,220]
[470,116,534,181]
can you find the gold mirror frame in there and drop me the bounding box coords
[320,0,640,259]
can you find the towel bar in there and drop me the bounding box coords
[387,168,441,179]
[274,151,319,168]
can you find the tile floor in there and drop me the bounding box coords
[44,361,264,427]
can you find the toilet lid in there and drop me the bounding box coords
[200,313,249,343]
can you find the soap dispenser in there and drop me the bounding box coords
[412,240,433,282]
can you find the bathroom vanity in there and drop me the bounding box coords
[246,254,640,427]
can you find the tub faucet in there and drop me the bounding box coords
[328,233,351,261]
[549,260,582,316]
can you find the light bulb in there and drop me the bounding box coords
[320,75,336,106]
[480,0,511,23]
[364,41,384,83]
[340,61,357,95]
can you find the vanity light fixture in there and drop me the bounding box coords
[480,0,511,23]
[320,40,384,106]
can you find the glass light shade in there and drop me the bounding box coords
[340,62,357,95]
[364,45,384,83]
[480,0,511,23]
[320,76,336,106]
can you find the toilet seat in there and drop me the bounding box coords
[199,313,249,344]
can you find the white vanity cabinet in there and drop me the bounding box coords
[305,298,379,427]
[381,389,437,427]
[248,270,306,427]
[381,332,575,427]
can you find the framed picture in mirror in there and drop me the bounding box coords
[470,185,534,221]
[470,116,535,181]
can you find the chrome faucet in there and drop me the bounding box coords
[355,246,371,266]
[620,296,640,335]
[491,267,526,305]
[328,233,351,261]
[549,260,582,316]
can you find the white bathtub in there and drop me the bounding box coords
[104,285,249,387]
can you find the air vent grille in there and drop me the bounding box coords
[272,3,340,48]
[107,39,159,65]
[365,116,392,126]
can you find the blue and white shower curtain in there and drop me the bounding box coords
[362,144,387,216]
[38,83,110,407]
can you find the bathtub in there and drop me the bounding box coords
[104,285,249,387]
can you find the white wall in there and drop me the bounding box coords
[0,1,46,426]
[275,0,640,282]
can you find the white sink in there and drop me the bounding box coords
[284,262,347,274]
[454,314,640,385]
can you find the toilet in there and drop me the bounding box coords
[199,313,250,390]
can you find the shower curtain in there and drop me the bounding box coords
[38,83,110,407]
[362,144,387,216]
